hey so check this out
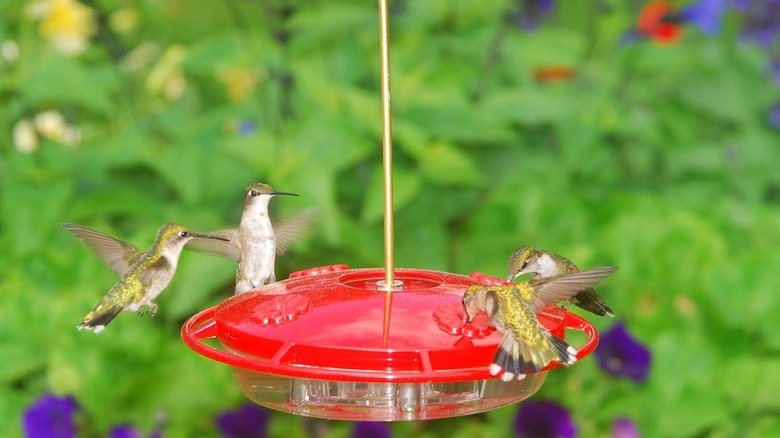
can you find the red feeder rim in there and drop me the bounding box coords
[182,266,599,383]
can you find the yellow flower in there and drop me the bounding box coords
[217,68,261,103]
[13,119,39,154]
[145,45,187,100]
[121,42,160,72]
[34,110,67,140]
[34,110,82,148]
[11,111,81,153]
[33,0,96,56]
[109,7,138,34]
[1,40,20,64]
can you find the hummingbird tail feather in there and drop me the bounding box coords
[77,301,125,333]
[547,330,578,366]
[491,329,578,381]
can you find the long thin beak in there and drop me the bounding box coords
[192,233,230,241]
[506,274,517,282]
[271,191,298,197]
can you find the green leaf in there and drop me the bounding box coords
[417,140,484,187]
[290,115,374,173]
[183,33,244,73]
[645,331,728,436]
[1,180,73,257]
[482,87,577,125]
[164,255,235,319]
[291,3,375,50]
[510,28,587,67]
[721,358,780,412]
[17,54,116,114]
[361,164,423,224]
[401,99,515,143]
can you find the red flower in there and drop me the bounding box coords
[637,1,683,45]
[533,66,576,83]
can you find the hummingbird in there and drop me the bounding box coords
[63,222,229,333]
[506,246,616,317]
[186,183,313,294]
[463,266,617,381]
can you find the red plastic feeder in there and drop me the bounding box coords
[182,266,599,421]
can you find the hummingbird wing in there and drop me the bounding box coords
[547,254,616,317]
[185,229,241,261]
[573,288,615,317]
[62,223,143,276]
[274,208,316,255]
[530,266,617,313]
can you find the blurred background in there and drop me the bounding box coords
[2,0,779,436]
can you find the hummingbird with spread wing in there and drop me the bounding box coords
[463,266,617,381]
[186,183,315,294]
[63,223,228,333]
[507,246,615,317]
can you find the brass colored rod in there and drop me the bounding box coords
[378,0,395,291]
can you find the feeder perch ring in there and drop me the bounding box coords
[182,266,599,421]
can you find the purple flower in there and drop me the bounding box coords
[680,0,727,35]
[351,422,391,438]
[768,102,780,129]
[235,120,257,136]
[22,393,79,438]
[611,417,641,438]
[513,400,576,438]
[109,423,163,438]
[508,0,556,31]
[110,426,143,438]
[595,322,651,382]
[735,0,780,47]
[767,58,780,88]
[216,404,269,438]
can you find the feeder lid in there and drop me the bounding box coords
[182,266,598,383]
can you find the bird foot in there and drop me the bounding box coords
[136,303,158,317]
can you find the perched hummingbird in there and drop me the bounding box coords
[186,183,313,294]
[463,266,617,381]
[63,223,229,333]
[507,246,616,317]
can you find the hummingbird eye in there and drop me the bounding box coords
[249,190,259,197]
[179,231,189,238]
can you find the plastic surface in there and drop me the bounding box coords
[182,267,600,420]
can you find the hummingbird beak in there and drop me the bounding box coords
[506,273,518,282]
[192,233,230,242]
[271,191,298,197]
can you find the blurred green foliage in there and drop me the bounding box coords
[2,0,780,436]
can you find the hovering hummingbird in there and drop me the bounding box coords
[63,222,229,333]
[507,246,616,317]
[186,183,314,294]
[463,266,617,381]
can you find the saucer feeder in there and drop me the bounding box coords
[182,0,602,421]
[182,267,599,421]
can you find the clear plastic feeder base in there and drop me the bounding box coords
[182,266,599,421]
[230,367,546,421]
